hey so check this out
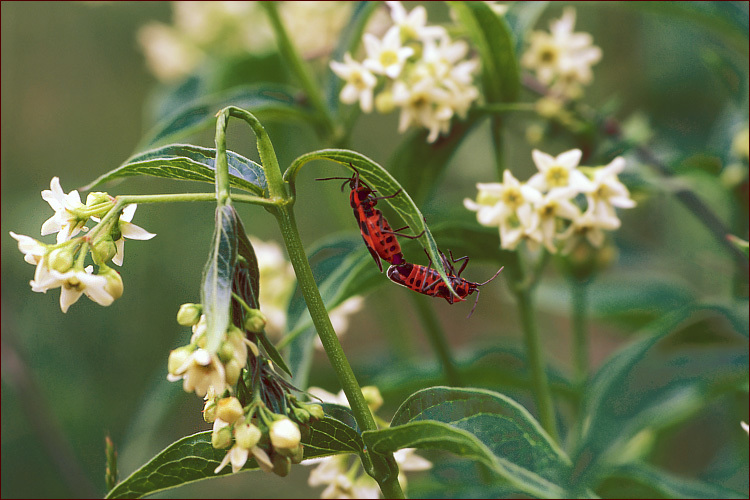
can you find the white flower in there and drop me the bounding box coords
[585,157,636,222]
[167,347,227,397]
[386,1,446,41]
[532,190,582,253]
[111,204,156,266]
[394,448,433,491]
[528,149,594,198]
[330,53,378,113]
[363,26,414,79]
[41,177,87,243]
[30,265,117,313]
[464,170,542,229]
[742,421,749,435]
[307,387,349,406]
[251,238,296,339]
[214,444,250,474]
[392,78,453,143]
[9,232,47,265]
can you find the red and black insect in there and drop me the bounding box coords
[386,250,504,317]
[317,165,423,272]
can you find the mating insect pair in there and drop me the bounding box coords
[318,166,502,317]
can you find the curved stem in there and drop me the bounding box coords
[411,294,462,387]
[571,279,589,388]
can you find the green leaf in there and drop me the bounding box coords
[573,304,750,488]
[284,149,459,299]
[201,205,238,352]
[81,144,267,196]
[449,1,520,103]
[106,414,363,499]
[139,84,316,149]
[601,462,746,499]
[504,1,549,59]
[363,387,572,499]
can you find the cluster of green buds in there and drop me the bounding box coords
[205,388,324,476]
[9,177,155,313]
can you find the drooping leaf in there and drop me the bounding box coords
[201,205,238,352]
[572,304,750,488]
[81,144,267,196]
[106,414,363,499]
[363,387,573,499]
[139,84,316,149]
[284,149,458,298]
[449,1,520,103]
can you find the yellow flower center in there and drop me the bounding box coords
[545,165,569,188]
[380,50,399,68]
[65,277,85,291]
[351,71,367,90]
[539,44,558,64]
[502,187,524,209]
[541,202,557,217]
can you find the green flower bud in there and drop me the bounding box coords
[291,406,310,424]
[243,309,267,333]
[305,404,325,421]
[375,90,395,114]
[47,247,75,273]
[271,453,291,477]
[86,191,113,207]
[92,237,117,264]
[99,267,124,300]
[224,358,243,386]
[289,444,304,465]
[216,397,244,424]
[269,418,301,451]
[234,422,262,450]
[203,398,218,423]
[361,386,383,412]
[176,303,202,326]
[167,345,195,375]
[211,420,233,449]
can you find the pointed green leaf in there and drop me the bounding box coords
[363,387,572,499]
[81,144,267,196]
[573,304,750,488]
[139,84,316,149]
[449,1,520,103]
[106,414,363,499]
[201,205,238,352]
[284,149,458,298]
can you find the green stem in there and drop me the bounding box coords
[515,287,558,442]
[490,116,506,181]
[214,111,231,206]
[411,294,462,387]
[260,1,336,139]
[571,279,589,388]
[273,205,404,499]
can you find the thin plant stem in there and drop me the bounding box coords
[571,279,589,388]
[411,294,462,387]
[515,287,559,442]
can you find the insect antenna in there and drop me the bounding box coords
[477,266,504,286]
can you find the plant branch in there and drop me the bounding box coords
[411,294,462,387]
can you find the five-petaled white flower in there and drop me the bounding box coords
[167,347,227,397]
[41,177,88,243]
[464,170,543,230]
[30,265,118,313]
[111,204,156,266]
[528,149,594,198]
[386,1,446,41]
[363,26,414,79]
[585,156,636,223]
[532,190,582,253]
[330,53,378,113]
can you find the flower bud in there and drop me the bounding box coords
[203,398,218,423]
[271,453,291,477]
[305,403,325,421]
[243,309,267,333]
[289,444,304,464]
[224,358,243,386]
[234,422,262,450]
[167,345,195,375]
[216,397,244,424]
[375,90,395,114]
[211,419,233,449]
[361,386,383,412]
[47,247,75,273]
[92,237,117,264]
[291,406,310,424]
[269,418,301,451]
[86,191,113,207]
[100,268,124,300]
[177,303,202,326]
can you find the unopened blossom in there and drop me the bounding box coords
[269,418,301,451]
[585,156,636,223]
[528,149,594,198]
[41,177,88,243]
[330,53,378,113]
[363,26,414,79]
[386,1,446,42]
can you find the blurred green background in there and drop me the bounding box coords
[1,2,747,498]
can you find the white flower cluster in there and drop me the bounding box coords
[464,149,636,254]
[305,387,432,499]
[9,177,155,313]
[138,1,354,82]
[330,1,480,143]
[521,8,602,99]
